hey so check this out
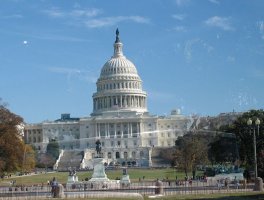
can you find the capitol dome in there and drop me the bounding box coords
[92,29,147,116]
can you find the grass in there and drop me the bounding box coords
[0,168,200,186]
[0,169,263,199]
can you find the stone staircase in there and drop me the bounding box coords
[151,147,172,168]
[57,150,84,171]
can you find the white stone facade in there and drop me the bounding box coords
[24,30,189,167]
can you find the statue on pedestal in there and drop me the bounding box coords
[67,168,78,183]
[95,140,101,157]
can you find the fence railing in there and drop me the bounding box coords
[0,180,255,199]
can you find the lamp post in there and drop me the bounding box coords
[247,118,261,179]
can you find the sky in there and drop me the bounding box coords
[0,0,264,123]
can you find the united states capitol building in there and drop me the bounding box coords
[24,30,190,169]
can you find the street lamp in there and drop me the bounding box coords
[247,118,261,179]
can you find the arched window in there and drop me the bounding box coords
[140,151,144,158]
[116,152,120,159]
[108,152,112,159]
[124,152,128,160]
[132,151,136,159]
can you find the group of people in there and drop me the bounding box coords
[217,176,243,190]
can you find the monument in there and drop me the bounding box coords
[88,140,110,183]
[120,167,131,187]
[67,169,78,183]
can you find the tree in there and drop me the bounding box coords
[46,139,60,160]
[0,100,35,172]
[208,134,238,165]
[22,144,36,172]
[174,134,208,178]
[220,109,264,177]
[38,153,56,169]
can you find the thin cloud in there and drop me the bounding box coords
[42,7,149,29]
[70,8,102,18]
[0,29,90,43]
[227,56,236,62]
[173,26,186,32]
[205,16,234,31]
[172,14,186,21]
[184,38,214,62]
[175,0,191,7]
[208,0,220,4]
[43,8,65,18]
[0,14,23,19]
[148,90,176,101]
[48,67,98,84]
[85,16,150,28]
[31,34,91,42]
[230,91,258,107]
[257,21,264,39]
[251,68,264,78]
[43,7,102,19]
[184,39,199,62]
[48,67,81,74]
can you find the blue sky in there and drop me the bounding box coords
[0,0,264,123]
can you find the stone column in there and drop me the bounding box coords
[128,96,130,107]
[121,123,124,138]
[98,123,101,138]
[107,123,110,138]
[128,151,132,159]
[105,123,108,138]
[124,95,127,107]
[95,123,97,137]
[137,123,139,136]
[95,99,97,110]
[114,123,117,138]
[130,123,133,137]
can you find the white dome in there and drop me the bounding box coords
[100,57,138,78]
[92,29,147,116]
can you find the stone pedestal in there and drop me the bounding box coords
[120,175,130,187]
[88,158,109,182]
[155,179,163,195]
[120,168,130,187]
[254,177,263,191]
[67,175,78,183]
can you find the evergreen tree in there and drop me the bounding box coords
[46,139,60,159]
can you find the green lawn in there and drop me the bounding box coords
[0,168,200,186]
